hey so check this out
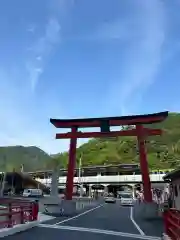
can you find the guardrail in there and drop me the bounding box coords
[37,173,166,185]
[164,208,180,240]
[0,198,39,229]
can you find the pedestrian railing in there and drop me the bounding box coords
[163,208,180,240]
[0,197,39,229]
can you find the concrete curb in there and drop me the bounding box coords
[0,221,39,238]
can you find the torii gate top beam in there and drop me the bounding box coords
[50,111,168,129]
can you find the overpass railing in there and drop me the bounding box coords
[163,208,180,240]
[0,198,38,229]
[37,173,166,184]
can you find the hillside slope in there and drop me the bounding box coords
[1,113,180,172]
[56,112,180,169]
[0,146,52,172]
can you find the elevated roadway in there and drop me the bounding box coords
[37,173,166,185]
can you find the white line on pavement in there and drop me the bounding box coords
[38,224,161,240]
[130,206,145,236]
[38,213,55,223]
[54,204,104,225]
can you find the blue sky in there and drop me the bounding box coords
[0,0,180,154]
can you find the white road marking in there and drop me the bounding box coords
[38,224,161,240]
[38,213,55,223]
[130,206,145,236]
[54,204,104,225]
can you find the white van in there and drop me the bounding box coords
[23,189,43,197]
[120,193,133,206]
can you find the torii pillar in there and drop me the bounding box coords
[136,124,152,202]
[65,127,77,200]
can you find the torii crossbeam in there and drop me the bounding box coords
[50,111,168,202]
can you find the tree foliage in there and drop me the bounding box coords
[54,113,180,170]
[0,146,52,172]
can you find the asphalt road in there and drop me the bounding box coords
[3,201,162,240]
[56,202,140,233]
[133,202,164,237]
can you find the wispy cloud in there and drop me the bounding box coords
[26,0,75,91]
[79,19,132,42]
[0,0,174,155]
[106,0,166,115]
[0,68,68,154]
[50,0,75,16]
[26,18,61,91]
[0,0,70,154]
[27,24,36,33]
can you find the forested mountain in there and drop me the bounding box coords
[0,146,52,172]
[1,113,180,172]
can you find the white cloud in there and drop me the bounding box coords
[106,0,166,115]
[50,0,75,16]
[0,0,168,155]
[36,56,42,61]
[0,0,75,154]
[0,66,68,154]
[26,18,61,91]
[82,19,132,42]
[0,83,66,154]
[27,24,36,33]
[26,64,43,91]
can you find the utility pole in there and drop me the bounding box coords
[0,156,6,196]
[78,154,83,197]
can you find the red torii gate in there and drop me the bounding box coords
[50,111,168,202]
